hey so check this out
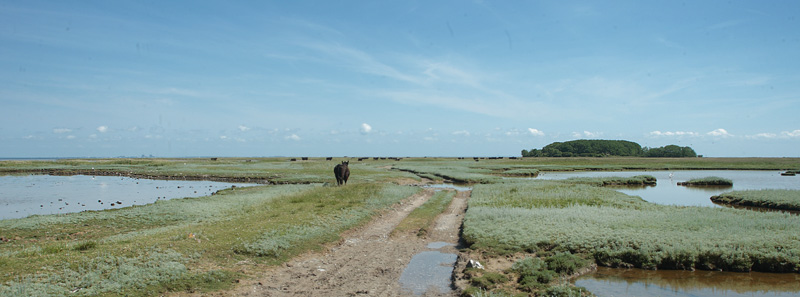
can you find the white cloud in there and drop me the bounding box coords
[572,131,601,138]
[781,130,800,138]
[96,126,108,133]
[453,130,470,136]
[360,123,372,134]
[286,134,301,141]
[707,128,732,137]
[527,128,545,136]
[649,131,700,137]
[53,128,72,134]
[238,125,250,132]
[220,135,228,140]
[66,135,76,139]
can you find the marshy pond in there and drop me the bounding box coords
[0,174,256,220]
[536,170,800,297]
[536,170,800,207]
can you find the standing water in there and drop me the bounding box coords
[535,170,800,296]
[0,175,257,220]
[399,242,457,295]
[537,170,800,207]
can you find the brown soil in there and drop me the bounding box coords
[209,187,470,297]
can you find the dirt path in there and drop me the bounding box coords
[225,188,470,297]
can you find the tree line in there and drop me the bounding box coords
[521,140,697,158]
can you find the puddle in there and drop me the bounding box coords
[399,251,457,295]
[427,242,453,249]
[400,241,458,295]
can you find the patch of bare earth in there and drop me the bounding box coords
[219,188,470,297]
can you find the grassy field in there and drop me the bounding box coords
[2,157,799,296]
[711,189,800,211]
[463,180,800,273]
[0,183,419,296]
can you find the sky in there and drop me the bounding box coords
[1,1,799,158]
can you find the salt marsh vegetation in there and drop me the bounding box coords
[0,183,419,296]
[2,157,799,296]
[463,181,800,272]
[711,189,800,211]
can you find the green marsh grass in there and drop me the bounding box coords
[0,183,420,296]
[711,189,800,211]
[393,190,456,237]
[678,176,733,186]
[463,181,800,272]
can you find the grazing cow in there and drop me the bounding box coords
[333,161,350,185]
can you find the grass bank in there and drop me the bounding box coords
[711,189,800,211]
[677,176,733,186]
[462,180,800,273]
[0,183,420,296]
[393,190,456,237]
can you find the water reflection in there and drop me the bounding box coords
[0,175,256,220]
[399,242,457,295]
[575,267,800,297]
[537,170,799,207]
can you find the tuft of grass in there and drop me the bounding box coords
[678,176,733,186]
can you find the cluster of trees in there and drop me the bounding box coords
[521,140,697,158]
[641,145,698,157]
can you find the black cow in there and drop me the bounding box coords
[333,161,350,186]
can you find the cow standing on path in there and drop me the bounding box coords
[334,161,350,186]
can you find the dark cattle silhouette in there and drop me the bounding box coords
[333,161,350,185]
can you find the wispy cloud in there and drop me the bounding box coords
[649,131,700,137]
[53,128,72,134]
[527,128,545,136]
[96,126,108,133]
[707,128,733,137]
[572,131,602,138]
[286,134,301,141]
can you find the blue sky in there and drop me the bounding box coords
[1,1,799,158]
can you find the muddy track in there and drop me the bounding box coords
[218,188,470,297]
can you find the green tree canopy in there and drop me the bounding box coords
[522,140,697,158]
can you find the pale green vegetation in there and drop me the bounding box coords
[2,157,800,296]
[711,189,800,211]
[463,181,800,272]
[462,251,592,296]
[0,183,420,296]
[393,190,456,237]
[678,176,733,186]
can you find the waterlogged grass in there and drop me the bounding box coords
[678,176,733,186]
[393,164,500,183]
[393,190,456,237]
[565,175,656,186]
[469,181,646,210]
[711,189,800,211]
[0,183,420,296]
[463,181,800,272]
